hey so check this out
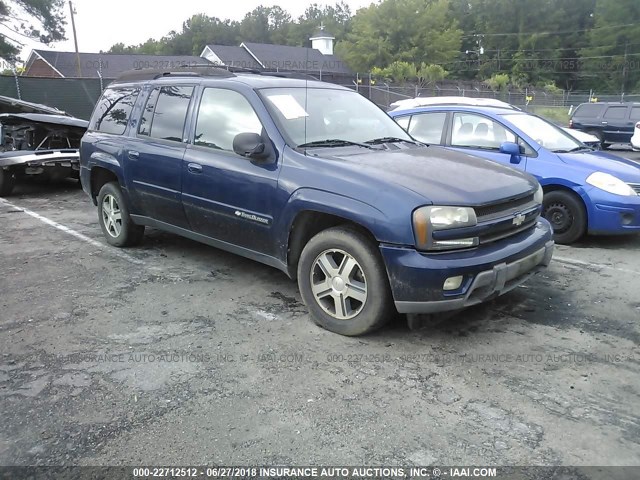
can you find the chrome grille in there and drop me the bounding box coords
[476,194,535,220]
[629,183,640,195]
[476,197,541,245]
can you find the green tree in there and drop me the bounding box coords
[287,2,352,47]
[0,0,66,60]
[417,63,448,85]
[484,73,510,91]
[336,0,462,71]
[581,0,640,93]
[239,6,292,44]
[372,61,417,83]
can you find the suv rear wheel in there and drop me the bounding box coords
[297,226,394,336]
[97,182,145,247]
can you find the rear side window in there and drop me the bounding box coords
[603,106,628,119]
[137,89,160,136]
[631,106,640,121]
[139,86,194,142]
[573,104,604,118]
[90,87,140,135]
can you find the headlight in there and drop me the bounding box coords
[413,206,478,251]
[586,172,636,196]
[534,184,544,204]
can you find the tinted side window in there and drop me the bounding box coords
[631,106,640,121]
[573,104,604,117]
[138,88,160,136]
[408,112,446,144]
[194,88,262,151]
[147,86,194,142]
[90,87,140,135]
[603,106,628,119]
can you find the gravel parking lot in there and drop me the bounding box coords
[1,149,639,470]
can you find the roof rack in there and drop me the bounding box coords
[114,65,237,83]
[260,71,319,81]
[113,64,321,83]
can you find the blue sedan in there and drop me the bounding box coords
[389,105,640,244]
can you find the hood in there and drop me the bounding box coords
[557,150,640,183]
[0,95,67,115]
[314,145,538,206]
[0,113,88,129]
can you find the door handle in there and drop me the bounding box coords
[128,150,140,159]
[601,121,608,125]
[187,163,203,174]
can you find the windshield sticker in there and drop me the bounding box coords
[268,95,309,120]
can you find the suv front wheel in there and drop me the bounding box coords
[297,226,394,336]
[97,182,145,247]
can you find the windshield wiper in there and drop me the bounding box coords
[553,146,592,153]
[297,139,379,150]
[364,136,418,145]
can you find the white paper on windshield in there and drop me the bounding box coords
[268,95,309,120]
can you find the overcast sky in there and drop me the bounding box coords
[9,0,374,59]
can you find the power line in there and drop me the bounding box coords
[480,42,640,54]
[461,23,637,38]
[440,52,640,65]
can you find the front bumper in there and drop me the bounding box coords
[584,187,640,235]
[380,220,554,314]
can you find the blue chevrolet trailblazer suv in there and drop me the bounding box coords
[80,68,554,336]
[388,102,640,244]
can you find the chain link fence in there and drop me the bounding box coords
[336,83,640,124]
[2,73,640,124]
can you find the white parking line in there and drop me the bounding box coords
[0,198,145,266]
[2,198,637,277]
[553,255,640,276]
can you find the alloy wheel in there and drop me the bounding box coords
[101,194,122,238]
[310,249,368,320]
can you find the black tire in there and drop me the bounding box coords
[0,169,17,196]
[542,190,587,244]
[33,171,52,185]
[97,182,144,247]
[297,225,394,336]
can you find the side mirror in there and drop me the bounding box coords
[233,132,269,160]
[500,141,522,164]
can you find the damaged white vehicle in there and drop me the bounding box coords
[0,112,88,196]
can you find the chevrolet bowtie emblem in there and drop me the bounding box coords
[513,213,526,226]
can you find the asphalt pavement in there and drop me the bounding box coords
[0,150,639,470]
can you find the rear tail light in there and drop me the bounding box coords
[568,119,573,128]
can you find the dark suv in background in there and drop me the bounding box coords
[80,67,553,336]
[569,102,640,148]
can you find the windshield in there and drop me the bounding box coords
[260,87,413,147]
[502,113,584,152]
